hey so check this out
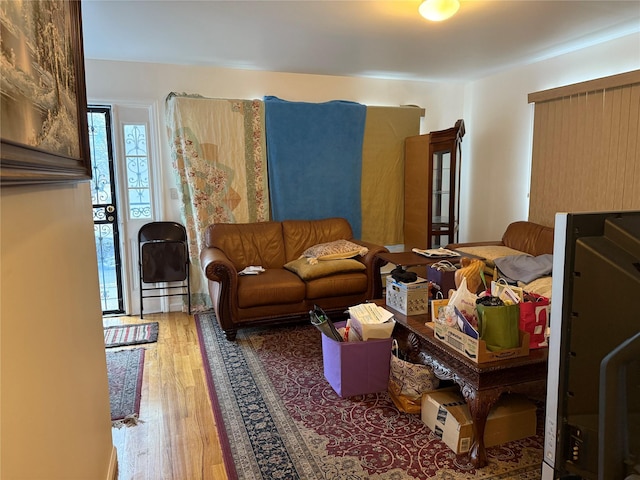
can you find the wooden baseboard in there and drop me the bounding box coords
[106,446,118,480]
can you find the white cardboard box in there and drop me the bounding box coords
[421,389,537,454]
[347,316,395,341]
[347,303,395,340]
[385,275,429,315]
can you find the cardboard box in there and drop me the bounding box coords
[421,389,537,454]
[433,321,530,363]
[321,322,392,398]
[386,275,429,315]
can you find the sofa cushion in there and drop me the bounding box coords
[305,272,368,299]
[237,269,305,308]
[502,221,554,256]
[454,245,526,268]
[282,218,354,262]
[205,221,286,269]
[284,257,366,280]
[519,276,552,299]
[301,239,368,264]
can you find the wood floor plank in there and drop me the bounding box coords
[105,312,228,480]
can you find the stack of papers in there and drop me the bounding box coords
[239,265,265,275]
[348,303,394,324]
[412,247,461,258]
[348,303,395,340]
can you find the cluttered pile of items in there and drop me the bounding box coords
[309,252,548,455]
[309,303,397,398]
[430,273,550,362]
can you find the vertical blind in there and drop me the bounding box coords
[528,70,640,227]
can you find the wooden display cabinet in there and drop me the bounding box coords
[404,119,465,250]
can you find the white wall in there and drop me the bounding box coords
[462,32,640,241]
[1,182,115,479]
[85,31,640,245]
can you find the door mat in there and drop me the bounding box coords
[107,348,145,428]
[104,322,159,348]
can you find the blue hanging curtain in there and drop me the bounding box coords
[264,96,366,238]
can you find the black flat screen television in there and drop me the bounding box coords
[542,211,640,480]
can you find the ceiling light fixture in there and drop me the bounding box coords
[418,0,460,21]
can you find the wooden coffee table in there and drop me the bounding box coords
[373,250,463,298]
[374,250,486,298]
[377,300,548,468]
[376,250,463,268]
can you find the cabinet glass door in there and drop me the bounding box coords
[431,149,451,247]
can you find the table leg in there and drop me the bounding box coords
[463,387,503,468]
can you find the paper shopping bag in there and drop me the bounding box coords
[519,294,550,348]
[427,260,458,296]
[476,303,520,352]
[431,296,449,324]
[491,279,524,304]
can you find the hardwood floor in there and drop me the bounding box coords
[104,312,229,480]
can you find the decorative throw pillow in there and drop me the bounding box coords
[284,258,366,281]
[301,239,368,265]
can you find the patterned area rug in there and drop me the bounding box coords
[106,348,145,427]
[195,313,544,480]
[104,322,159,348]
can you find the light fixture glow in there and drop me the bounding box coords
[418,0,460,21]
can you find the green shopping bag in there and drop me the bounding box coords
[476,303,520,352]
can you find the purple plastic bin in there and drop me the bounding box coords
[321,321,392,398]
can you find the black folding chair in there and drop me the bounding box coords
[138,221,191,318]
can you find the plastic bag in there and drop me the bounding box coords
[447,277,479,327]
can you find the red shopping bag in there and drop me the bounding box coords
[519,293,550,349]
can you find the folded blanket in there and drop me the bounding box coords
[494,254,553,284]
[264,96,366,238]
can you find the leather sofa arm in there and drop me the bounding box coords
[200,247,238,283]
[352,239,389,267]
[200,246,240,339]
[351,239,389,299]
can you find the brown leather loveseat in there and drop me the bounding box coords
[200,217,389,340]
[447,221,554,261]
[447,220,555,296]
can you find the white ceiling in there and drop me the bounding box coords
[81,0,640,82]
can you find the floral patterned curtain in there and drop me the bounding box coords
[165,93,269,312]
